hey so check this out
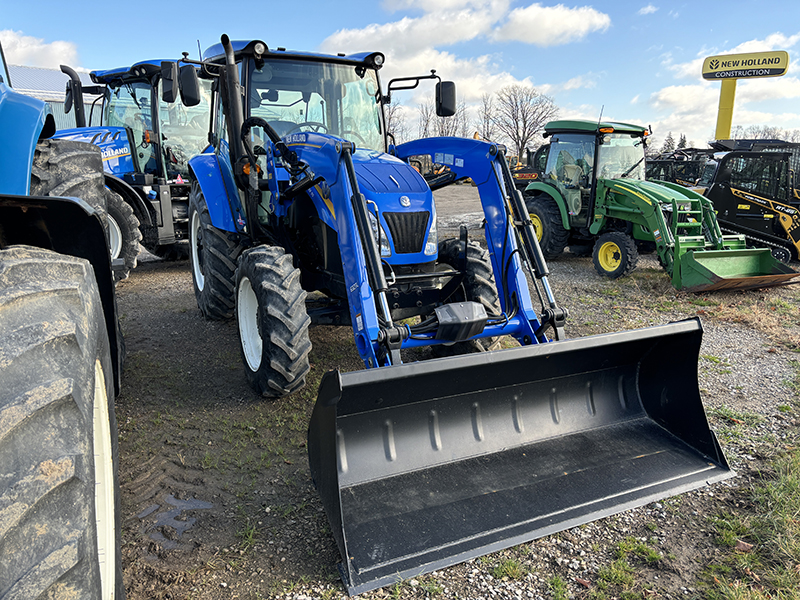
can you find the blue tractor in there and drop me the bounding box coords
[0,40,124,599]
[168,35,733,595]
[55,59,211,273]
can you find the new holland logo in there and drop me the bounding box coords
[710,59,719,70]
[101,147,130,161]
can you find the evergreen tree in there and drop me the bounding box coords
[677,134,687,149]
[661,131,675,153]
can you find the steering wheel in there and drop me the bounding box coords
[285,122,328,135]
[341,130,367,145]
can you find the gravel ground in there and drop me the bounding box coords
[115,183,800,600]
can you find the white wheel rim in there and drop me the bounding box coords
[190,210,205,291]
[93,360,116,599]
[238,277,262,371]
[107,214,123,260]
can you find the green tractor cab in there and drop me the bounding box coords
[524,120,799,291]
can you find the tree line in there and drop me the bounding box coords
[384,84,559,163]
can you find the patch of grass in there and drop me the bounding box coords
[704,448,800,598]
[616,537,662,564]
[490,558,526,580]
[237,519,258,553]
[708,405,765,427]
[548,574,569,600]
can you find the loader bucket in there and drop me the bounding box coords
[679,248,799,292]
[308,318,733,595]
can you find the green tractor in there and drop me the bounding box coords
[523,120,799,291]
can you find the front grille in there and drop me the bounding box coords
[383,211,430,254]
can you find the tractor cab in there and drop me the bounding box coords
[534,121,648,230]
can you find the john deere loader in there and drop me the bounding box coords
[165,38,732,595]
[524,120,799,291]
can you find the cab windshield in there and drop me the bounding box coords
[105,81,158,174]
[247,57,384,153]
[157,78,211,179]
[597,132,646,180]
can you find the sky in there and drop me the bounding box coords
[3,0,800,150]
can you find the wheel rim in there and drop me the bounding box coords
[107,214,123,260]
[598,241,622,272]
[531,213,544,241]
[93,360,115,600]
[190,210,205,291]
[238,277,262,371]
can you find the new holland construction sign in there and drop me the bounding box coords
[702,51,789,80]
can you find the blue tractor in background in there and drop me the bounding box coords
[0,39,125,599]
[55,59,211,274]
[165,35,733,596]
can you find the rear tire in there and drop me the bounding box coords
[236,245,312,397]
[525,195,568,259]
[0,246,124,600]
[592,231,639,279]
[434,238,502,355]
[189,181,243,319]
[30,139,139,281]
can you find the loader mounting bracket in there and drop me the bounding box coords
[535,306,568,341]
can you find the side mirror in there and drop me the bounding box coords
[64,87,73,114]
[436,81,456,117]
[161,62,179,103]
[179,65,201,107]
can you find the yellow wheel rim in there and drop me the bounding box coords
[598,241,622,272]
[531,214,544,241]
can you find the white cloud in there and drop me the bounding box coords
[637,5,658,15]
[492,4,611,45]
[0,29,79,68]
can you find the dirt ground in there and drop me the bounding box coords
[113,184,800,600]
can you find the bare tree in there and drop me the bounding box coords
[477,93,496,141]
[417,99,471,139]
[383,100,408,145]
[494,84,558,159]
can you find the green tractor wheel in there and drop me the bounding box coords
[592,231,639,279]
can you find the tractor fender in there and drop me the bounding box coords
[0,83,55,195]
[523,181,571,230]
[104,174,154,228]
[188,152,239,232]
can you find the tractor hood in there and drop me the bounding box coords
[604,178,705,205]
[52,126,134,176]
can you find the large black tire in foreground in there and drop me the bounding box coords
[434,238,502,355]
[0,246,124,599]
[189,181,243,319]
[236,245,312,397]
[31,138,139,281]
[525,195,569,259]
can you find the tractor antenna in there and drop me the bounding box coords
[197,40,202,60]
[597,105,604,125]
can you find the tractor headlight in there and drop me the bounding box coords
[424,208,438,256]
[369,211,392,257]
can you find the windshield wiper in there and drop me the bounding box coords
[621,156,645,178]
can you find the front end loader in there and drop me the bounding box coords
[168,37,732,595]
[524,120,799,291]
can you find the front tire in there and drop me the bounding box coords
[236,245,312,397]
[525,195,568,259]
[434,238,502,355]
[0,246,124,600]
[592,231,639,279]
[106,190,141,281]
[189,181,243,319]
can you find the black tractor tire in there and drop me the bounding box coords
[189,181,243,320]
[106,190,141,281]
[0,246,124,600]
[592,231,639,279]
[433,238,502,356]
[235,245,312,397]
[525,195,568,259]
[30,138,139,281]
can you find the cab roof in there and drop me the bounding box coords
[201,39,382,70]
[544,119,647,137]
[91,59,195,85]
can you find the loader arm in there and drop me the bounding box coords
[395,137,564,341]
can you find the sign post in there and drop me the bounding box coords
[702,50,790,140]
